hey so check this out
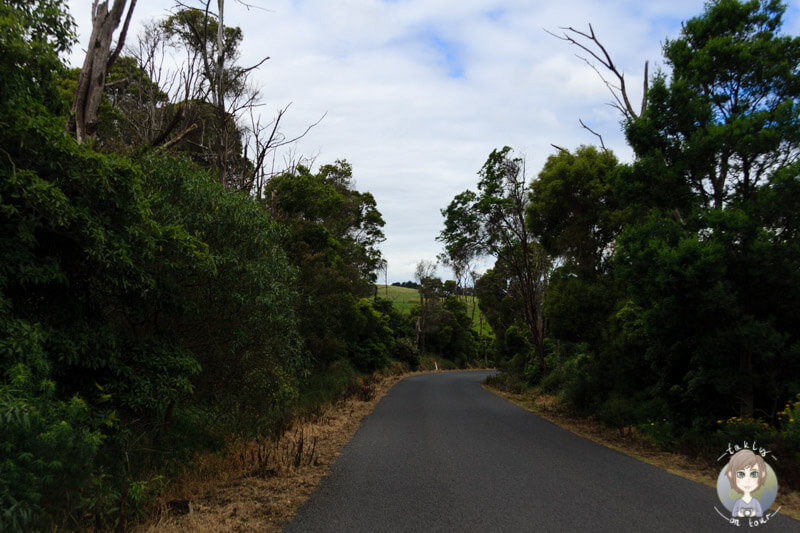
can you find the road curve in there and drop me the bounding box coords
[284,370,798,532]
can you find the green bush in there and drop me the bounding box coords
[597,393,637,432]
[138,154,304,436]
[297,360,358,418]
[778,393,800,458]
[347,298,394,372]
[393,337,420,368]
[637,419,676,450]
[713,417,777,451]
[0,365,103,532]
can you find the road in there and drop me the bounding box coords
[284,370,798,532]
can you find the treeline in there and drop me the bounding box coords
[392,281,421,289]
[0,1,436,530]
[440,0,800,480]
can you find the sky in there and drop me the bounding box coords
[64,0,800,283]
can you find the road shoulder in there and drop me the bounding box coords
[138,370,413,532]
[483,383,800,521]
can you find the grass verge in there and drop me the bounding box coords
[482,382,800,522]
[135,367,410,532]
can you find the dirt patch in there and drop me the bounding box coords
[136,371,409,532]
[483,385,800,521]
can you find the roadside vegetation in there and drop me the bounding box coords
[444,0,800,495]
[3,0,799,530]
[0,1,488,530]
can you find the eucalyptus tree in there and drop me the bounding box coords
[440,147,552,373]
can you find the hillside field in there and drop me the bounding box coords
[374,285,489,334]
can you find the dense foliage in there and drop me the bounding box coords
[442,0,800,478]
[8,0,799,528]
[0,1,425,529]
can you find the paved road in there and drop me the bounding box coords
[285,370,798,532]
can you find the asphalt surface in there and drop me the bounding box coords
[284,370,799,532]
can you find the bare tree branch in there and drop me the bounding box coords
[579,118,606,150]
[107,0,138,74]
[161,123,199,150]
[240,55,270,74]
[150,105,186,147]
[546,23,648,120]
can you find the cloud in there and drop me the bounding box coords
[65,0,798,283]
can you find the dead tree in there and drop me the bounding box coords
[70,0,137,144]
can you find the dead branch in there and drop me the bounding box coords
[240,55,270,74]
[546,23,648,120]
[107,0,138,74]
[244,103,326,192]
[150,105,186,147]
[579,118,606,150]
[104,76,130,88]
[641,60,649,117]
[577,55,629,117]
[161,123,198,150]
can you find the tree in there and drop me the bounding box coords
[265,161,387,368]
[627,0,800,210]
[440,147,552,373]
[527,145,620,276]
[616,0,800,421]
[69,0,137,144]
[1,3,307,526]
[158,3,319,191]
[413,259,438,357]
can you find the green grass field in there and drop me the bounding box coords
[375,284,420,313]
[375,285,490,334]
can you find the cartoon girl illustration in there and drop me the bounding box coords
[725,449,767,518]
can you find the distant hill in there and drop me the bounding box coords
[374,285,489,334]
[375,284,419,313]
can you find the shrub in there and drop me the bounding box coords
[296,359,372,420]
[597,393,637,433]
[637,419,676,450]
[777,393,800,459]
[0,365,103,531]
[713,417,777,451]
[393,337,420,368]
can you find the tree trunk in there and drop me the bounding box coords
[739,351,755,418]
[70,0,134,144]
[519,242,548,376]
[215,0,228,186]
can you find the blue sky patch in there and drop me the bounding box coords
[423,31,465,79]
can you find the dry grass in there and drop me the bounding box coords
[135,370,409,532]
[135,372,798,531]
[484,385,800,521]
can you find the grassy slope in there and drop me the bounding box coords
[375,285,490,334]
[375,285,420,313]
